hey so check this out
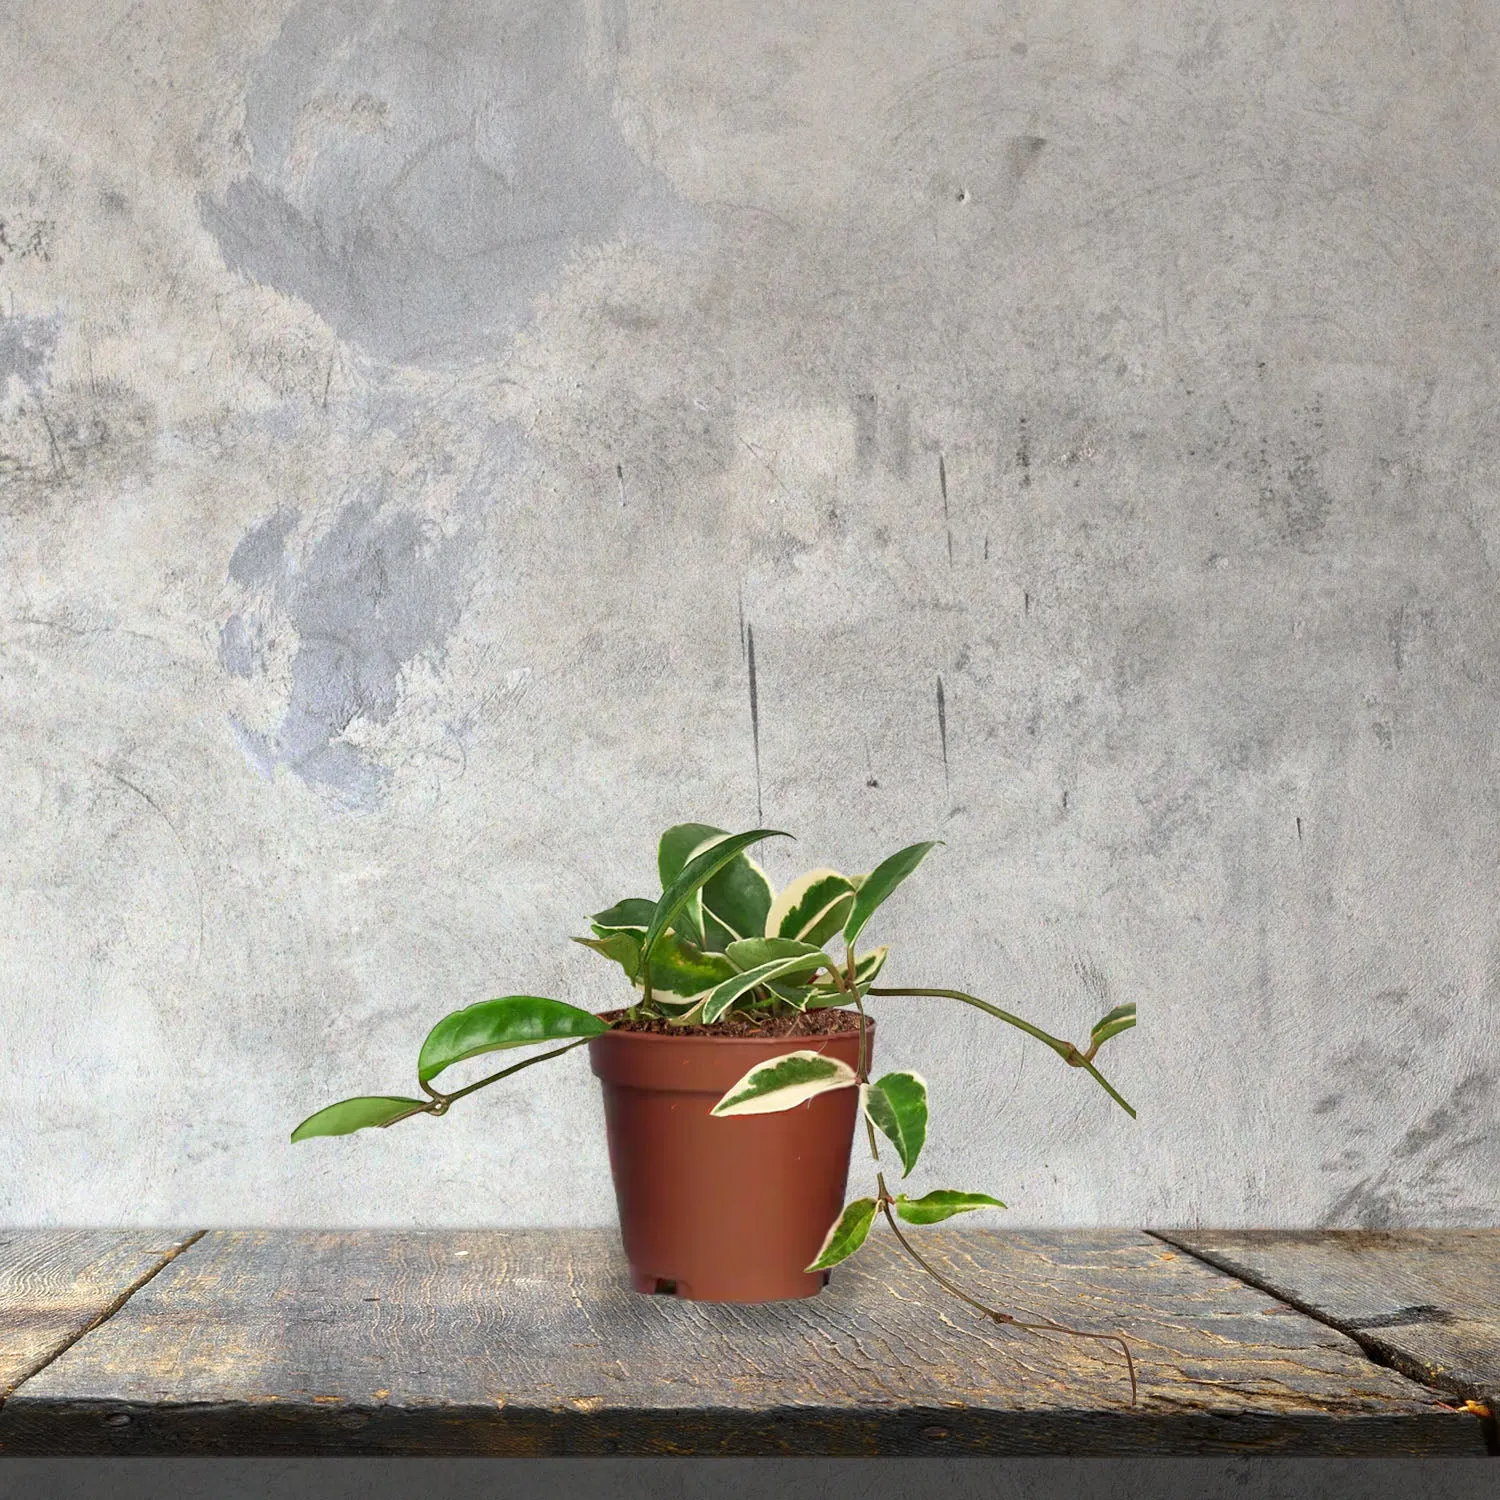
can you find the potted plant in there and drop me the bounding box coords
[293,824,1139,1391]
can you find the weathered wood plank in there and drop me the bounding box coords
[0,1231,203,1399]
[0,1230,1484,1455]
[1154,1230,1500,1422]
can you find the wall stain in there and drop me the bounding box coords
[221,496,473,806]
[1320,1069,1496,1227]
[201,0,696,364]
[0,311,60,393]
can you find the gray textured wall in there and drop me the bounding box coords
[2,0,1496,1228]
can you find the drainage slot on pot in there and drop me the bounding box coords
[653,1278,678,1295]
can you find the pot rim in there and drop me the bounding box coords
[591,1016,872,1044]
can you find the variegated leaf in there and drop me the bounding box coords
[893,1189,1005,1224]
[658,823,723,946]
[805,1197,878,1270]
[863,1070,928,1177]
[645,932,738,1002]
[646,827,788,967]
[702,952,837,1023]
[701,852,775,951]
[765,869,857,947]
[710,1050,859,1116]
[656,826,774,951]
[1090,1001,1136,1048]
[725,937,829,977]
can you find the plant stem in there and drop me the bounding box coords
[415,1039,593,1117]
[877,1200,1137,1404]
[847,981,1138,1402]
[867,986,1135,1118]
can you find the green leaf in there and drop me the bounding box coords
[863,1071,928,1177]
[572,932,642,982]
[642,828,789,981]
[765,869,857,947]
[1090,1002,1136,1048]
[725,936,829,976]
[893,1189,1006,1225]
[701,852,775,951]
[702,953,838,1023]
[290,1096,429,1142]
[843,841,941,949]
[658,823,723,945]
[588,898,656,934]
[578,928,736,1001]
[711,1049,859,1116]
[658,824,777,952]
[417,996,608,1087]
[805,1197,878,1270]
[644,933,738,1001]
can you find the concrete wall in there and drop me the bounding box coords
[2,0,1496,1228]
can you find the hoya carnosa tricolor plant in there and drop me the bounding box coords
[572,823,891,1024]
[291,821,1140,1397]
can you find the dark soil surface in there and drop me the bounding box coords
[599,1007,865,1038]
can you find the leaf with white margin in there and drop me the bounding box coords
[805,1197,878,1270]
[644,827,788,973]
[710,1050,859,1116]
[765,869,857,947]
[806,947,889,1007]
[1090,1001,1136,1049]
[725,937,829,976]
[862,1071,928,1177]
[657,826,775,951]
[701,952,837,1023]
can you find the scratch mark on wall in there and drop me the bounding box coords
[746,622,763,822]
[938,452,953,566]
[936,674,949,791]
[1017,415,1031,488]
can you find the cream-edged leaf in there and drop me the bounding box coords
[863,1071,928,1177]
[765,869,857,946]
[710,1050,859,1116]
[805,1197,878,1270]
[701,952,837,1023]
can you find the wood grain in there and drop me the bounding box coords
[0,1231,202,1399]
[0,1230,1484,1455]
[1154,1230,1500,1427]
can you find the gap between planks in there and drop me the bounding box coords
[1148,1232,1499,1456]
[0,1231,207,1410]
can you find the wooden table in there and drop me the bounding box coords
[0,1229,1493,1457]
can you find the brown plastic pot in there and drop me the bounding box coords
[588,1020,872,1303]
